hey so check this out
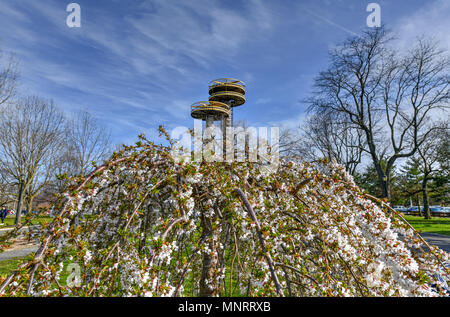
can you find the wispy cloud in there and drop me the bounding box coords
[0,0,447,145]
[124,0,274,72]
[394,0,450,50]
[301,6,361,38]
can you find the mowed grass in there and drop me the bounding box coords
[0,255,72,285]
[1,215,53,228]
[0,256,25,279]
[0,214,56,283]
[404,216,450,236]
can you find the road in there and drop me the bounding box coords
[421,233,450,253]
[0,245,39,261]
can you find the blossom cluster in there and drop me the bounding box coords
[1,135,448,297]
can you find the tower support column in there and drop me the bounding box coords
[205,115,214,162]
[206,115,214,131]
[222,102,233,162]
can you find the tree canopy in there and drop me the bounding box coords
[1,133,448,297]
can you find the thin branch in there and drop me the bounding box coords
[234,188,284,297]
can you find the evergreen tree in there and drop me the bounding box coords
[397,157,423,213]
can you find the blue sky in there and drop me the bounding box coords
[0,0,449,145]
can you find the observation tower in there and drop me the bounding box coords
[208,78,246,127]
[190,78,246,157]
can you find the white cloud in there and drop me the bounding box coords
[394,0,450,50]
[124,0,274,73]
[270,112,309,130]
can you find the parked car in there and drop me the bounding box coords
[394,206,408,212]
[407,206,420,212]
[430,206,443,212]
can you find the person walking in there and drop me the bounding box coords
[0,207,7,225]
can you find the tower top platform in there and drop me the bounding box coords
[208,78,246,107]
[190,101,230,121]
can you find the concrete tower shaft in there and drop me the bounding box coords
[190,78,246,161]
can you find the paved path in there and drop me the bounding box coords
[421,233,450,253]
[0,245,39,261]
[0,225,40,234]
[0,225,41,261]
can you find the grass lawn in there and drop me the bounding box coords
[404,215,450,236]
[1,214,449,291]
[1,215,53,228]
[0,256,27,279]
[0,255,71,285]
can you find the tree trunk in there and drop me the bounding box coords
[422,176,431,219]
[383,177,390,201]
[416,195,422,217]
[199,211,219,297]
[14,181,24,225]
[374,163,390,200]
[26,197,34,215]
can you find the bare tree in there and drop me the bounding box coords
[417,123,449,219]
[65,110,112,177]
[304,112,364,175]
[23,148,63,214]
[0,169,15,207]
[279,127,313,160]
[309,27,450,200]
[52,146,79,193]
[0,47,19,208]
[280,112,364,175]
[0,47,18,106]
[0,96,65,225]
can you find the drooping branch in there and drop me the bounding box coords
[234,188,284,297]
